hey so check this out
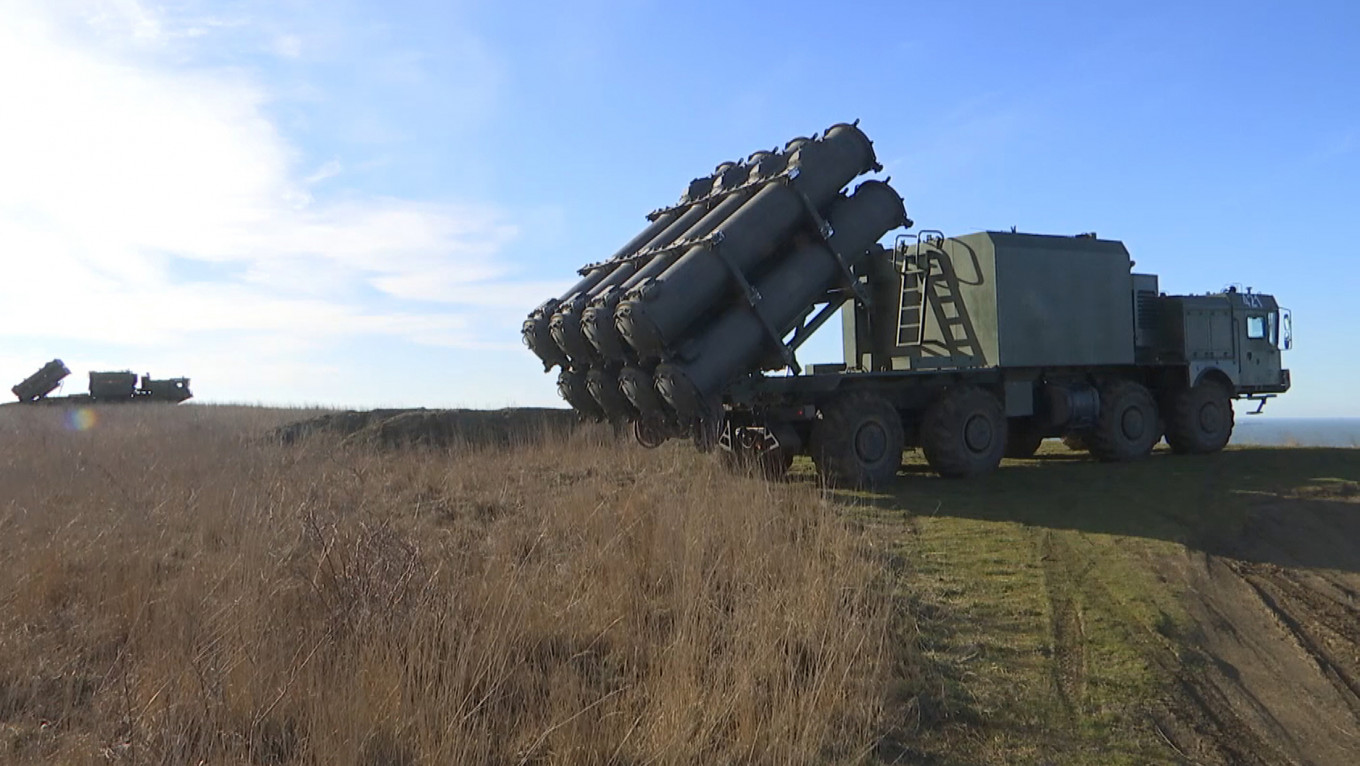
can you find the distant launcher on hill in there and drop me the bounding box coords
[10,359,193,404]
[524,121,1292,487]
[11,359,72,402]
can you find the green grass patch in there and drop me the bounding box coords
[821,442,1360,764]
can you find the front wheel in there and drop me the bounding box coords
[811,392,904,489]
[921,386,1008,478]
[1164,382,1234,454]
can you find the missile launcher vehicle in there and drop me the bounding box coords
[10,361,193,405]
[11,359,71,402]
[523,123,1292,486]
[88,371,194,403]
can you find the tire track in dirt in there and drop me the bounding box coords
[1042,534,1285,766]
[1153,542,1360,763]
[1119,476,1360,764]
[1227,561,1360,719]
[1039,531,1088,719]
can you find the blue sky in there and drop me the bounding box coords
[0,0,1355,416]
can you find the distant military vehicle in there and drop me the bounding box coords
[11,361,193,404]
[11,359,71,402]
[88,371,193,403]
[524,123,1292,486]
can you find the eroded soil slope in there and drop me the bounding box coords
[857,445,1360,765]
[1155,481,1360,764]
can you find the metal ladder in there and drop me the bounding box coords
[894,231,943,347]
[893,232,985,365]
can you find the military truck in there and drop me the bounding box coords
[11,359,71,402]
[523,123,1292,486]
[88,371,193,403]
[10,362,193,405]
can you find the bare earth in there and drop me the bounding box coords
[872,446,1360,765]
[1154,486,1360,764]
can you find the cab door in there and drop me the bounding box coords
[1236,297,1282,389]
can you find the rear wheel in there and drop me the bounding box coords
[921,386,1008,478]
[1088,379,1160,462]
[811,392,904,489]
[1164,382,1234,454]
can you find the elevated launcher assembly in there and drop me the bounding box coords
[11,359,193,405]
[524,123,1291,486]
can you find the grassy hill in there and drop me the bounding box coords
[1,404,1357,764]
[846,445,1360,764]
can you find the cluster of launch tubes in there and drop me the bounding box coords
[522,122,910,441]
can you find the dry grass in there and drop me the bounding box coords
[0,404,897,765]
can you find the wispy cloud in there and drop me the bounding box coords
[0,0,561,403]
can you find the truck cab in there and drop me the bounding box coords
[1232,291,1291,393]
[1144,288,1292,402]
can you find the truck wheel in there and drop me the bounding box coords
[1004,417,1046,459]
[1088,380,1160,462]
[811,392,904,488]
[633,416,669,449]
[921,386,1008,478]
[1164,382,1234,454]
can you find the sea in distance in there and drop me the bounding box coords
[1232,418,1360,448]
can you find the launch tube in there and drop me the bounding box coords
[615,124,878,359]
[618,365,669,419]
[581,149,796,362]
[549,163,748,365]
[523,169,721,370]
[557,369,606,421]
[654,180,908,419]
[585,366,638,421]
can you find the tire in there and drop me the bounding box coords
[920,386,1008,478]
[633,416,668,449]
[1088,379,1160,462]
[1004,417,1046,459]
[1164,382,1234,454]
[811,391,904,488]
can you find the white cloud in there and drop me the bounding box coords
[272,33,302,59]
[303,158,342,184]
[0,0,562,404]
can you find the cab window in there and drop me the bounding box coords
[1246,314,1267,340]
[1268,311,1279,346]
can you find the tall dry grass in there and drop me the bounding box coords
[0,405,898,764]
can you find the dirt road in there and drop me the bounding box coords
[856,445,1360,765]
